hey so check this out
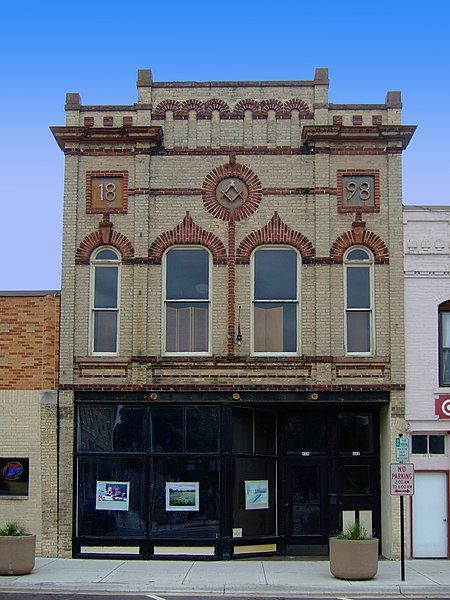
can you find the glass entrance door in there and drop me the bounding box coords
[285,460,329,552]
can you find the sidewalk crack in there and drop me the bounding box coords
[97,559,127,582]
[261,560,268,585]
[181,561,195,585]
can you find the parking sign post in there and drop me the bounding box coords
[390,434,414,582]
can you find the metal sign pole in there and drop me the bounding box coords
[400,494,405,581]
[398,433,405,582]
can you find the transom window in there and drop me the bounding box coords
[439,301,450,386]
[164,247,210,354]
[252,247,299,354]
[344,247,374,355]
[90,247,120,354]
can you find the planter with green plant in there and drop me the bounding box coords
[0,522,36,575]
[329,522,378,580]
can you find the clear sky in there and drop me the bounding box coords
[1,0,449,290]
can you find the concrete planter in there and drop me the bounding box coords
[0,535,36,575]
[329,536,378,580]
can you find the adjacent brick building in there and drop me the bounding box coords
[52,68,415,559]
[404,206,450,558]
[0,291,60,556]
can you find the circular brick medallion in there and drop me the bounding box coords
[202,162,262,221]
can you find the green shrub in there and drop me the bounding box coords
[0,522,28,536]
[335,522,373,540]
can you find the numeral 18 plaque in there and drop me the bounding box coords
[86,172,128,214]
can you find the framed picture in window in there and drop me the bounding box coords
[96,481,130,511]
[165,482,199,511]
[245,480,269,510]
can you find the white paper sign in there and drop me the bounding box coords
[96,481,130,511]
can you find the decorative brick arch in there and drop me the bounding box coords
[148,212,227,264]
[236,212,316,264]
[330,230,389,264]
[179,99,204,118]
[75,230,135,265]
[202,162,263,221]
[202,98,231,118]
[260,99,284,117]
[152,99,181,119]
[283,98,314,119]
[233,98,261,117]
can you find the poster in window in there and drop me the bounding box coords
[245,480,269,510]
[96,481,130,511]
[0,458,29,497]
[165,482,199,511]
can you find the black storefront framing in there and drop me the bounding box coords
[73,391,386,560]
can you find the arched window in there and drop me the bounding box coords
[439,301,450,386]
[90,247,120,354]
[344,247,374,355]
[164,247,211,354]
[252,247,299,355]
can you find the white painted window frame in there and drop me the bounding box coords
[344,246,375,356]
[89,246,121,356]
[162,245,212,357]
[250,245,301,357]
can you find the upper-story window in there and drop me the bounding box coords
[252,247,299,355]
[439,301,450,385]
[90,247,120,355]
[164,247,210,355]
[344,247,374,355]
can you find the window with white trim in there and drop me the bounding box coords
[164,247,210,354]
[90,247,120,355]
[439,301,450,386]
[344,247,374,355]
[252,247,299,355]
[411,434,446,455]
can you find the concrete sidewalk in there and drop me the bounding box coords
[1,557,450,596]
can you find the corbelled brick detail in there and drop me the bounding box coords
[148,211,227,264]
[330,228,389,263]
[236,212,316,264]
[202,162,263,221]
[75,227,135,264]
[152,98,314,120]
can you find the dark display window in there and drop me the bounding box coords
[232,407,276,455]
[412,434,445,455]
[77,457,146,537]
[338,414,373,454]
[286,412,326,454]
[149,457,220,539]
[342,465,371,495]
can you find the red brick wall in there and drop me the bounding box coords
[0,294,60,390]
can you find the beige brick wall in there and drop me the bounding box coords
[56,71,410,558]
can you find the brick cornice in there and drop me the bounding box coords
[302,124,416,150]
[148,211,227,264]
[236,212,316,264]
[50,125,162,152]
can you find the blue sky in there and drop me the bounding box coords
[1,0,449,289]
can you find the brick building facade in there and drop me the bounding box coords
[0,291,60,556]
[404,206,450,558]
[52,68,415,559]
